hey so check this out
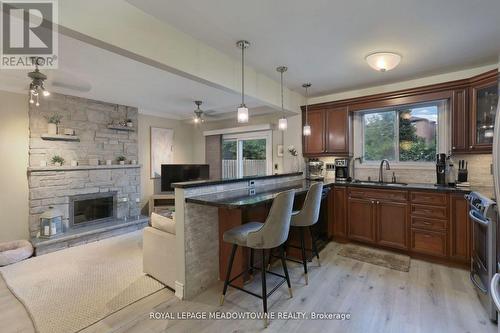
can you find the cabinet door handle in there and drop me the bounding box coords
[423,222,432,226]
[452,146,456,150]
[377,201,380,205]
[469,145,473,149]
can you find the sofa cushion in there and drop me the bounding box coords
[151,212,176,235]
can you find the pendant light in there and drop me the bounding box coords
[236,40,250,123]
[277,66,288,130]
[28,57,50,107]
[302,83,312,136]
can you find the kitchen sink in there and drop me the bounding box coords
[351,180,408,187]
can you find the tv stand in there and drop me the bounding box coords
[149,193,175,216]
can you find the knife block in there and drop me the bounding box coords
[458,169,468,183]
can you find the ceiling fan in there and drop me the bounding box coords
[193,100,218,123]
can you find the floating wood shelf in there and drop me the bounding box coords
[41,134,80,141]
[107,125,135,132]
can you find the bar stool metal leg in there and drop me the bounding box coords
[310,226,321,267]
[280,245,293,298]
[249,248,255,278]
[261,249,268,327]
[299,228,308,285]
[220,244,237,305]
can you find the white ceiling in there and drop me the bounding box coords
[126,0,500,96]
[0,33,271,120]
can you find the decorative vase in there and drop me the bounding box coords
[119,161,125,165]
[47,123,57,135]
[54,162,61,167]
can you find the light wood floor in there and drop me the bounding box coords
[1,242,497,333]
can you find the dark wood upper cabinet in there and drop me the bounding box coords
[303,106,350,157]
[469,75,498,153]
[303,109,325,155]
[326,106,349,154]
[451,88,469,153]
[303,69,498,155]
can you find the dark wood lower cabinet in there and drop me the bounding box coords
[347,197,376,243]
[449,194,470,263]
[330,186,347,239]
[336,187,471,266]
[376,201,408,250]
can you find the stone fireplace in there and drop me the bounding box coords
[27,93,147,254]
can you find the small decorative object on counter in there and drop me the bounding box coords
[51,155,64,167]
[45,113,63,135]
[39,207,63,238]
[126,119,133,127]
[70,160,78,167]
[106,159,112,166]
[117,155,127,165]
[131,159,137,165]
[63,128,75,136]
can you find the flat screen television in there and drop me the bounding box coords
[161,164,209,191]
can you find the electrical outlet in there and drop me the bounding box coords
[248,180,255,187]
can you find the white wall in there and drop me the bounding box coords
[0,91,29,242]
[138,113,195,210]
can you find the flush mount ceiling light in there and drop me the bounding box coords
[302,83,312,136]
[193,100,204,124]
[365,52,402,72]
[277,66,288,131]
[236,40,250,123]
[28,57,50,107]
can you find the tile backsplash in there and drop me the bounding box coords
[315,154,493,187]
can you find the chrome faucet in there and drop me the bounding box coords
[379,159,391,183]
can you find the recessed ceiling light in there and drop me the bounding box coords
[365,52,402,72]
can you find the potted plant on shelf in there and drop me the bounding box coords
[51,155,65,167]
[45,114,63,135]
[117,155,127,165]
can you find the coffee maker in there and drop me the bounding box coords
[436,153,447,185]
[335,158,351,181]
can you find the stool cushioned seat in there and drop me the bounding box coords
[223,222,263,246]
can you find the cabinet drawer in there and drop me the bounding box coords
[410,191,448,205]
[411,216,447,231]
[411,204,448,220]
[348,188,407,202]
[411,229,447,257]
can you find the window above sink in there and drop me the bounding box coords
[353,99,449,168]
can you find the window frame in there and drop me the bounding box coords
[222,130,273,177]
[354,99,449,169]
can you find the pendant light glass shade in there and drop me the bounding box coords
[278,117,288,130]
[236,40,250,123]
[302,83,312,136]
[237,105,249,123]
[303,124,311,136]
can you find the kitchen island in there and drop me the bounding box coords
[171,172,489,300]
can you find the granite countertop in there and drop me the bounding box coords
[186,179,332,208]
[171,172,303,189]
[186,177,494,208]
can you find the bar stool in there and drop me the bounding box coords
[285,182,324,285]
[220,189,295,327]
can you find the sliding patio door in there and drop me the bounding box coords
[222,131,272,178]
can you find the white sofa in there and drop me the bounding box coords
[143,212,176,290]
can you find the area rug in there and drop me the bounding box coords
[0,230,166,333]
[338,244,410,272]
